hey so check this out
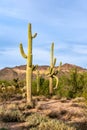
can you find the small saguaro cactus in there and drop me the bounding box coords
[47,42,62,95]
[19,23,37,104]
[36,70,40,93]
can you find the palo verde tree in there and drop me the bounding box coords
[19,23,37,104]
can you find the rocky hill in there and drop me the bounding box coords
[0,63,86,81]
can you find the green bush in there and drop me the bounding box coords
[67,69,87,98]
[32,77,49,96]
[54,75,70,98]
[0,80,11,87]
[32,80,37,95]
[1,68,87,100]
[55,68,87,99]
[39,78,49,95]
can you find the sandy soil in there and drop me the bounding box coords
[0,97,87,130]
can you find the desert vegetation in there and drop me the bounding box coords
[0,67,87,130]
[0,23,87,129]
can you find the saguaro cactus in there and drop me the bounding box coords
[36,70,40,93]
[19,23,37,104]
[47,42,62,95]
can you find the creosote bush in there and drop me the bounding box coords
[25,113,76,130]
[39,119,76,130]
[0,109,25,122]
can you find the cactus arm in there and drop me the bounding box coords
[53,58,56,66]
[47,68,55,77]
[46,73,51,78]
[20,43,27,58]
[50,68,55,76]
[58,61,62,71]
[32,65,38,71]
[32,33,37,38]
[54,70,58,75]
[53,75,59,90]
[50,42,54,67]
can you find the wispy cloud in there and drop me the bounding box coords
[0,46,49,69]
[0,0,87,68]
[73,44,87,55]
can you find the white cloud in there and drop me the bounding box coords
[0,43,87,69]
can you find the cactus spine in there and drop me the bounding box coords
[19,23,37,104]
[47,43,61,95]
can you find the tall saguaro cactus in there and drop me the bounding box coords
[19,23,37,104]
[49,43,56,94]
[47,42,62,95]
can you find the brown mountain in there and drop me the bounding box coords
[0,63,86,81]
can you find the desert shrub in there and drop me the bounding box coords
[0,79,25,101]
[67,69,86,98]
[39,78,49,95]
[21,69,87,99]
[0,86,16,101]
[12,78,25,89]
[54,75,70,98]
[0,109,25,122]
[39,119,76,130]
[32,77,49,96]
[0,80,11,87]
[0,128,8,130]
[55,68,87,99]
[11,78,25,94]
[32,80,37,95]
[53,68,87,99]
[25,113,75,130]
[82,87,87,100]
[12,78,19,88]
[81,72,87,100]
[26,113,48,127]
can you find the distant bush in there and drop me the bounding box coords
[50,68,87,100]
[54,75,69,98]
[32,77,49,96]
[0,68,87,100]
[0,80,11,87]
[31,69,87,99]
[0,79,26,101]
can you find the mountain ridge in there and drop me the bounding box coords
[0,63,86,80]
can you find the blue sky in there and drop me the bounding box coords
[0,0,87,69]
